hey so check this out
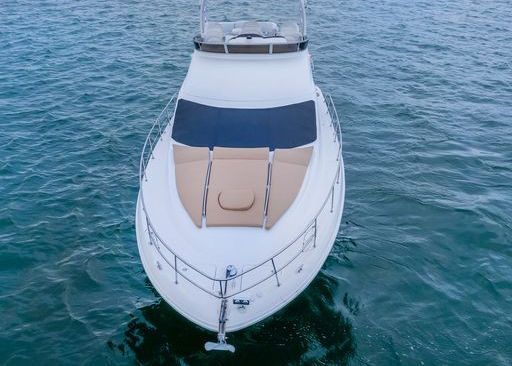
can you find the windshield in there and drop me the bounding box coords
[201,0,306,35]
[171,99,316,150]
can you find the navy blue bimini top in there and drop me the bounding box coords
[171,99,316,150]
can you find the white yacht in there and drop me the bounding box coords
[135,0,345,352]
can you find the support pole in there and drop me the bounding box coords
[271,259,281,287]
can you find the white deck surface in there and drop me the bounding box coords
[180,51,315,108]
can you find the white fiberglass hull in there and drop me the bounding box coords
[135,88,345,333]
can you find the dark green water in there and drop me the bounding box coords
[1,0,511,364]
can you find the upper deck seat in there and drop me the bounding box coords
[204,22,225,43]
[279,21,301,42]
[218,22,235,34]
[258,22,278,37]
[240,21,263,37]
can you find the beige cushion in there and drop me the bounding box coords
[173,145,209,227]
[266,147,313,229]
[206,147,269,227]
[213,147,269,160]
[218,189,254,211]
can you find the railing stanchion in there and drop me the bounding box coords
[313,218,317,248]
[271,259,280,287]
[146,216,152,245]
[158,122,164,141]
[174,255,178,284]
[330,186,334,213]
[148,136,155,160]
[219,280,225,297]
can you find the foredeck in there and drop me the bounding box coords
[138,88,341,294]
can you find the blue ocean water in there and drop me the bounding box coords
[1,0,512,364]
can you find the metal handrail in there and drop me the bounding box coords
[138,92,342,299]
[139,94,220,281]
[193,36,309,54]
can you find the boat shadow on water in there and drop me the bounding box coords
[108,274,356,365]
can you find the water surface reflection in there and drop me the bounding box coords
[111,275,355,365]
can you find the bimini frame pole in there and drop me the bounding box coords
[299,0,307,36]
[199,0,208,37]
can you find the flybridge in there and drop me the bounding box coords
[195,0,308,54]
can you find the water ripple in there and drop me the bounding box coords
[1,0,511,364]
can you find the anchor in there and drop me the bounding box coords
[204,265,237,353]
[204,298,235,352]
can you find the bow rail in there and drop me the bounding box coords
[139,92,342,300]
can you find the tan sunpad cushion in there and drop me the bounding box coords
[206,147,269,227]
[173,145,311,229]
[212,146,269,160]
[173,145,209,227]
[266,146,313,229]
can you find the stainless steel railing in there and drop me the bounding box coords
[138,92,342,300]
[193,35,309,54]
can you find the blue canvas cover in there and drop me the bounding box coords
[171,99,316,150]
